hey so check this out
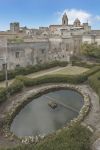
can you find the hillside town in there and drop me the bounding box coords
[0,13,100,70]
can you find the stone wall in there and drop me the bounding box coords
[6,41,49,70]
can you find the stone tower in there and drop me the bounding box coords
[10,22,20,33]
[62,13,68,26]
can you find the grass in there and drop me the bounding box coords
[52,66,89,75]
[0,66,89,88]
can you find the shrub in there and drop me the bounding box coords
[0,61,68,82]
[0,88,7,103]
[7,80,24,95]
[5,124,92,150]
[0,65,100,103]
[16,74,84,87]
[84,66,100,76]
[0,72,5,81]
[16,66,100,87]
[88,71,100,100]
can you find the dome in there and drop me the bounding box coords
[74,18,80,23]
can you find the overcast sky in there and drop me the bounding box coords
[0,0,100,30]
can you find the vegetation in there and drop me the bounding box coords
[0,88,7,103]
[1,124,92,150]
[0,63,100,150]
[0,65,100,103]
[16,65,100,87]
[0,61,68,82]
[7,80,24,95]
[88,71,100,100]
[52,66,89,75]
[8,38,24,43]
[81,43,100,59]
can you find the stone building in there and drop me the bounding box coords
[10,22,20,33]
[0,13,99,70]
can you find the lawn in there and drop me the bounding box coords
[52,66,89,75]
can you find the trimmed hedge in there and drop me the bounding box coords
[4,124,92,150]
[72,60,99,68]
[0,80,23,103]
[0,88,7,103]
[16,74,87,87]
[0,61,68,82]
[88,71,100,100]
[0,65,100,104]
[16,66,100,87]
[7,80,24,96]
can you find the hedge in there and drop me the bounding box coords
[16,66,100,87]
[3,124,92,150]
[0,61,68,82]
[16,74,86,87]
[0,88,7,103]
[0,65,100,104]
[88,71,100,100]
[0,80,23,103]
[7,80,24,96]
[72,60,100,68]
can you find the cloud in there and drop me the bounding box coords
[95,15,100,21]
[57,9,100,25]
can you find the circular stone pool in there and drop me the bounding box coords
[10,89,84,137]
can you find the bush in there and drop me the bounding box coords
[16,74,86,87]
[5,124,92,150]
[16,66,100,87]
[83,66,100,77]
[0,88,7,103]
[0,72,5,81]
[0,65,100,104]
[88,71,100,100]
[7,80,24,96]
[0,61,68,82]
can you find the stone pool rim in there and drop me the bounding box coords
[2,84,90,144]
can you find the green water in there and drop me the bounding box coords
[11,90,84,137]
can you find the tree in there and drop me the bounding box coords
[81,43,100,59]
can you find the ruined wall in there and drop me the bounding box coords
[0,34,85,71]
[0,37,7,70]
[7,41,49,70]
[48,37,74,62]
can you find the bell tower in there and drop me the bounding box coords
[62,13,68,26]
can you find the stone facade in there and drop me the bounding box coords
[0,13,100,70]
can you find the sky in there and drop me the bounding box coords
[0,0,100,30]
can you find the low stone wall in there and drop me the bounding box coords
[1,84,91,144]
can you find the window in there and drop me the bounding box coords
[41,49,45,54]
[16,64,20,68]
[2,64,6,70]
[16,52,20,58]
